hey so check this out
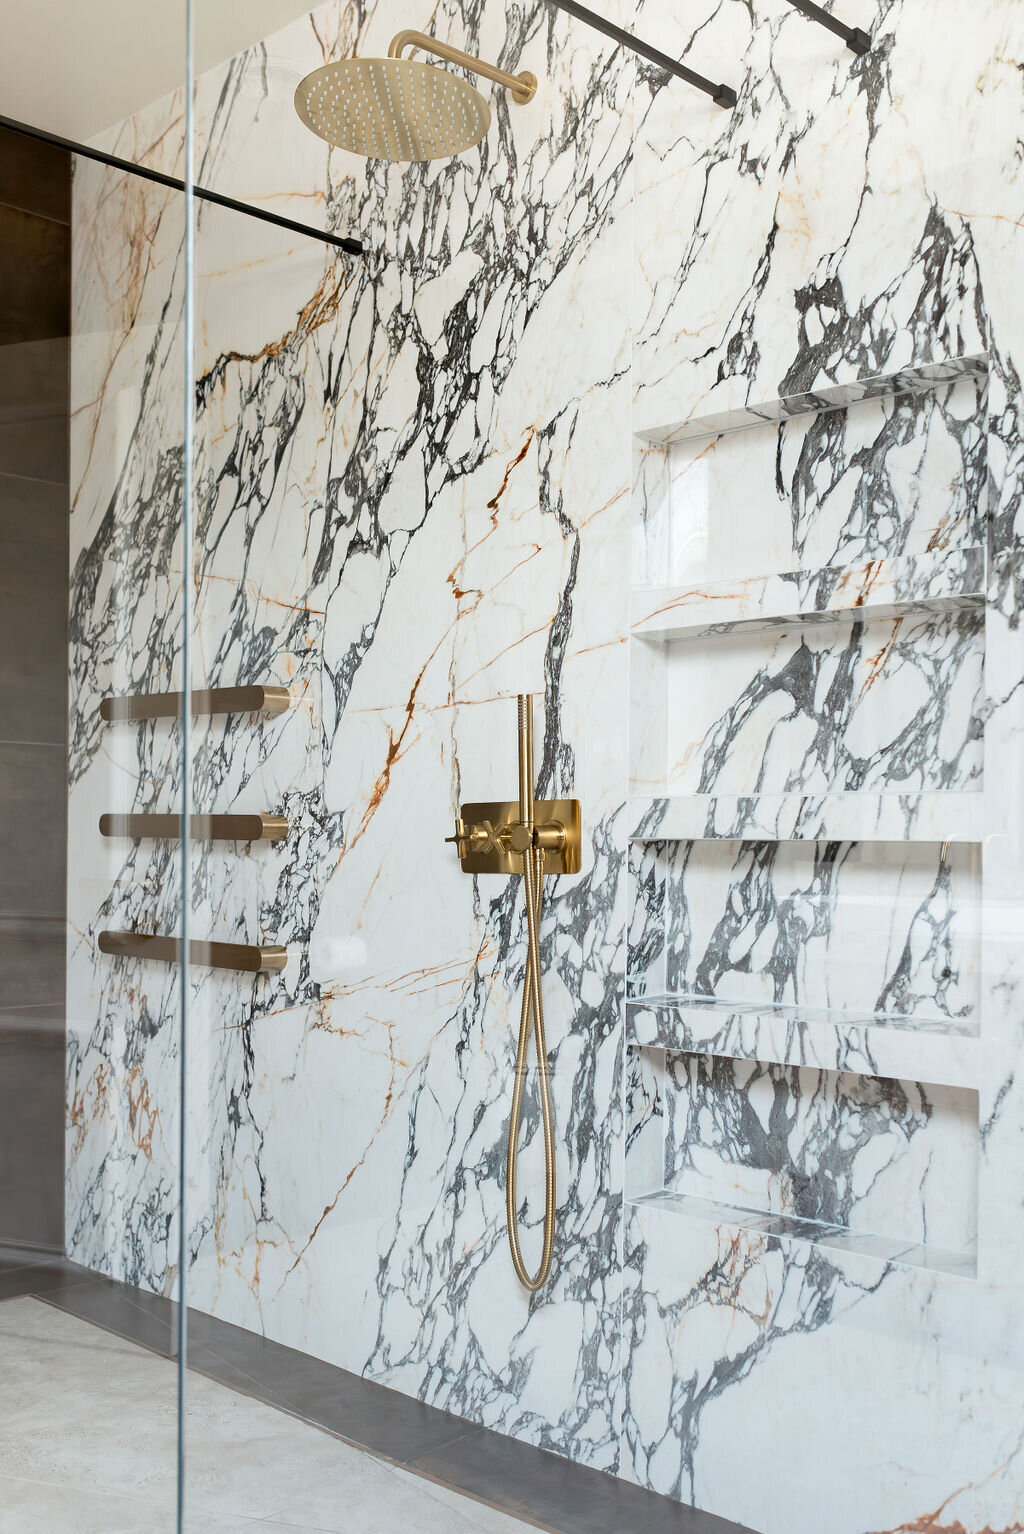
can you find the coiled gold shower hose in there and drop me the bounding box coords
[504,699,557,1291]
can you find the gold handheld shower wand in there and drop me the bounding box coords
[507,696,555,1289]
[445,695,581,1289]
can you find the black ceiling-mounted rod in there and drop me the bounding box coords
[546,0,737,107]
[0,112,364,257]
[783,0,871,54]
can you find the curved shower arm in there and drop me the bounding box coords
[387,30,537,104]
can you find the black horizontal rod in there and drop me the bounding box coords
[0,112,364,256]
[783,0,871,54]
[546,0,737,107]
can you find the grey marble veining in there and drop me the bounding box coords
[62,0,1024,1531]
[628,838,981,1025]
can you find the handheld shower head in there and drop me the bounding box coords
[294,30,537,162]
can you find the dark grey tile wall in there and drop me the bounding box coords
[0,125,70,1253]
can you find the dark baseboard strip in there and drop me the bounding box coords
[9,1258,755,1534]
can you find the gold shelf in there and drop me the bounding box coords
[100,685,291,722]
[98,931,288,974]
[100,813,289,842]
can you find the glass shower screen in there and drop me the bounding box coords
[0,0,194,1527]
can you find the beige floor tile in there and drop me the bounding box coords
[388,1465,545,1533]
[0,1473,254,1534]
[0,1299,536,1534]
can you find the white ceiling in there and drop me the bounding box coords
[0,0,318,142]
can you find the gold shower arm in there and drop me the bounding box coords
[387,31,537,104]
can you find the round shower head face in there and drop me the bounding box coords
[295,58,491,161]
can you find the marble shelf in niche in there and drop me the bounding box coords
[629,544,985,642]
[625,994,978,1091]
[626,836,981,1059]
[631,358,987,594]
[633,353,988,448]
[628,598,985,803]
[626,1189,978,1281]
[624,1044,979,1281]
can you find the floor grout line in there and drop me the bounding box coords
[0,1469,178,1511]
[387,1460,557,1534]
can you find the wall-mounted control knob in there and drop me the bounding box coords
[498,819,567,855]
[505,823,533,854]
[445,818,473,858]
[446,818,498,858]
[446,799,581,875]
[534,821,566,853]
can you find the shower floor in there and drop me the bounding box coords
[0,1295,529,1534]
[0,1253,752,1534]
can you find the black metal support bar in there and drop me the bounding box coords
[546,0,737,107]
[0,112,364,256]
[783,0,871,54]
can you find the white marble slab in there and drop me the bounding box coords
[62,0,1024,1529]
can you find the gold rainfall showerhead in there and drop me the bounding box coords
[294,30,537,162]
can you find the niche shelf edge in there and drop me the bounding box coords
[634,353,988,447]
[626,1188,977,1280]
[630,545,986,641]
[626,995,978,1090]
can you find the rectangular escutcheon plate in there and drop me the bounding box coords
[457,800,582,876]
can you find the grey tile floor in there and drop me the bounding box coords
[0,1297,531,1533]
[0,1253,753,1534]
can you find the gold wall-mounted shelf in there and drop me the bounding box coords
[98,930,288,974]
[100,685,291,722]
[100,813,289,842]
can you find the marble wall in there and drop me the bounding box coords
[66,1,1024,1530]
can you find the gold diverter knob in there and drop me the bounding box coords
[505,822,532,854]
[445,817,498,858]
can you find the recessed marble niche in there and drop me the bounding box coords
[631,366,986,589]
[630,602,984,799]
[625,1045,978,1278]
[628,362,988,802]
[623,357,985,1284]
[623,835,981,1276]
[627,838,981,1028]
